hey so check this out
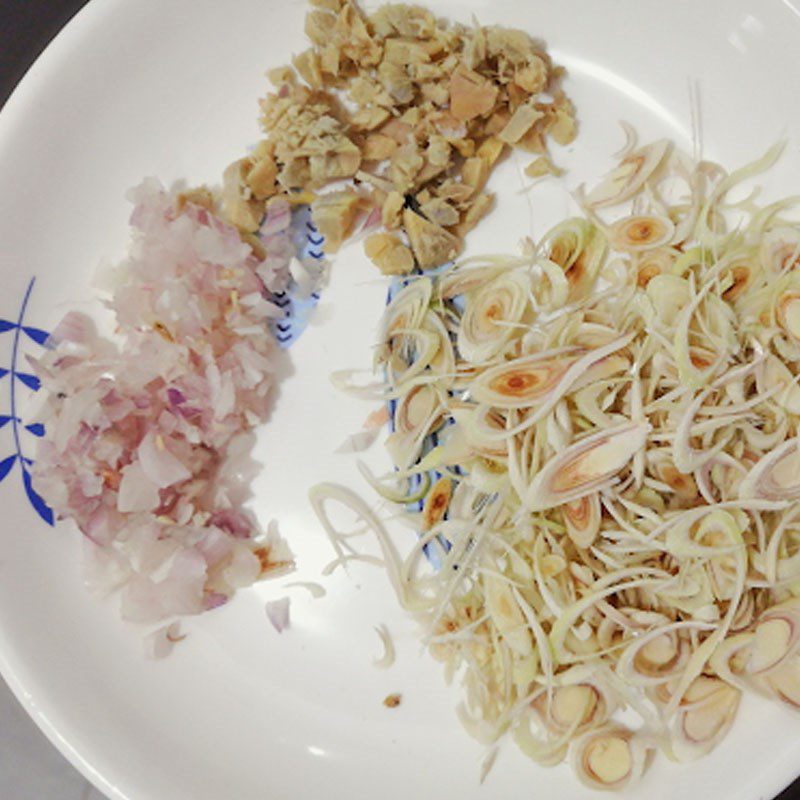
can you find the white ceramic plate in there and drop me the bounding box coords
[2,1,800,798]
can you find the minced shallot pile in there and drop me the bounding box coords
[32,181,295,624]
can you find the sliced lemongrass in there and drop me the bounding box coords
[609,214,675,252]
[525,422,650,511]
[372,624,396,669]
[583,139,672,208]
[571,726,649,791]
[739,438,800,501]
[563,492,602,549]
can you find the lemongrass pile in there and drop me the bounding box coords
[319,137,800,788]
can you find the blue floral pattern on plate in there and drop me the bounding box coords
[268,204,325,348]
[0,277,53,525]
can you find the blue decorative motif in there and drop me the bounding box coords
[385,267,456,569]
[0,278,53,526]
[268,205,325,349]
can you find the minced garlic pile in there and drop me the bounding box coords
[222,0,576,272]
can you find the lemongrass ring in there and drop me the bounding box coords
[609,214,675,252]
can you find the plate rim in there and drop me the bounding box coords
[0,2,133,795]
[0,2,798,800]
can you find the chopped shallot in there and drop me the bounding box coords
[32,181,295,624]
[143,622,186,660]
[265,597,291,633]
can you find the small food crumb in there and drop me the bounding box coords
[524,155,564,178]
[265,596,291,633]
[383,692,402,708]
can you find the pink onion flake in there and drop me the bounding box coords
[31,180,296,625]
[265,596,291,633]
[143,622,186,660]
